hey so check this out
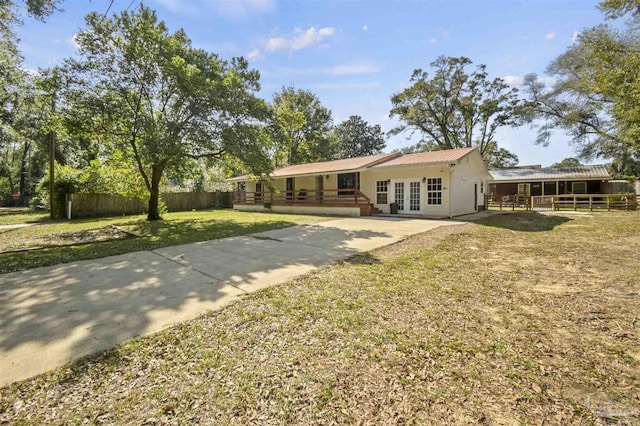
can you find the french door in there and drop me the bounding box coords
[393,180,422,214]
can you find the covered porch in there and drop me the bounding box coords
[232,179,377,217]
[233,183,377,216]
[228,153,402,217]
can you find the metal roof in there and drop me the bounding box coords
[226,152,401,182]
[370,147,477,168]
[226,147,485,182]
[489,165,611,182]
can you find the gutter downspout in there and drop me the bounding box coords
[448,164,453,219]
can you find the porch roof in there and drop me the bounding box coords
[489,165,611,182]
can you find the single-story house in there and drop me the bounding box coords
[227,147,492,218]
[487,165,612,197]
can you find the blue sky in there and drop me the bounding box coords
[16,0,606,166]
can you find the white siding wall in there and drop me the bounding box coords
[236,151,489,218]
[361,166,451,217]
[449,153,486,216]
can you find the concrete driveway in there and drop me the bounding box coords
[0,216,462,386]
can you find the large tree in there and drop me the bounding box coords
[1,0,62,120]
[522,7,640,175]
[0,1,63,206]
[270,86,335,166]
[62,7,272,220]
[335,115,386,159]
[551,157,583,168]
[389,56,522,167]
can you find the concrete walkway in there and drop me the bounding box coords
[0,216,464,386]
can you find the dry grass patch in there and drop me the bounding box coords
[1,211,639,425]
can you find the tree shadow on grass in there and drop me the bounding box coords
[0,219,394,386]
[474,211,572,232]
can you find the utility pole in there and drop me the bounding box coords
[49,94,56,219]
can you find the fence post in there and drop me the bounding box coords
[589,196,593,212]
[573,195,577,211]
[607,196,611,211]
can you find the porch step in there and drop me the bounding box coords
[370,206,383,215]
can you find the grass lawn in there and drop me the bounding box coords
[1,211,639,424]
[0,209,330,273]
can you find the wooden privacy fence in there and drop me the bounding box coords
[68,191,233,218]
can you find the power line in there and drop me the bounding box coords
[101,0,116,20]
[125,0,140,12]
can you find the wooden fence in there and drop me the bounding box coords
[68,191,233,218]
[484,194,532,211]
[485,193,637,212]
[538,193,637,211]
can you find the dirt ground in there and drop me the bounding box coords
[1,211,639,425]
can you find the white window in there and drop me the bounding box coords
[427,178,442,205]
[376,180,388,204]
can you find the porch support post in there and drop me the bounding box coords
[541,181,545,196]
[354,172,359,204]
[556,180,559,195]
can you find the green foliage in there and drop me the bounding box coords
[551,157,582,168]
[599,0,640,18]
[60,6,272,220]
[522,11,640,176]
[0,2,62,207]
[483,146,519,168]
[390,56,522,164]
[36,160,148,208]
[270,86,335,166]
[335,115,386,159]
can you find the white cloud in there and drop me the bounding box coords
[503,75,524,86]
[571,30,579,44]
[545,32,555,41]
[66,33,80,49]
[277,61,381,75]
[503,75,556,87]
[362,25,368,31]
[435,26,450,38]
[428,38,437,44]
[328,62,380,75]
[247,48,264,61]
[155,0,199,15]
[309,82,381,90]
[22,67,38,76]
[266,26,336,52]
[155,0,275,19]
[210,0,276,20]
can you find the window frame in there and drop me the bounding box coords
[572,181,587,194]
[426,177,443,206]
[337,172,359,196]
[376,180,388,204]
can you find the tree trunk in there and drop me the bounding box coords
[19,141,31,207]
[147,164,165,221]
